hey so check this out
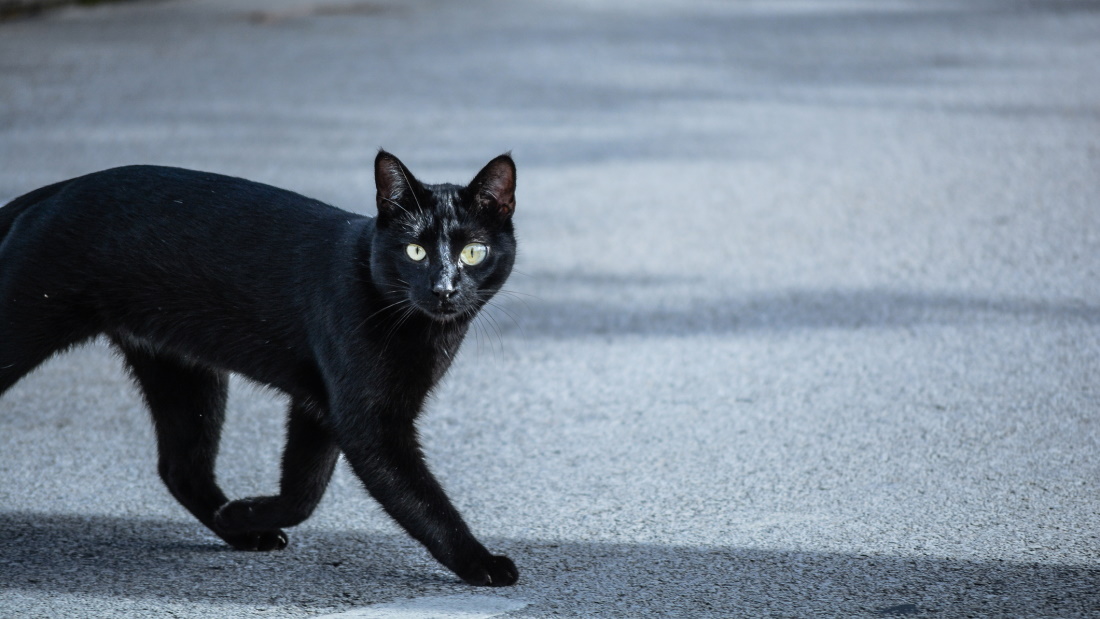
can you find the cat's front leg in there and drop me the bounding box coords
[336,411,518,587]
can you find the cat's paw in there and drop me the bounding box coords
[213,501,288,551]
[213,499,259,530]
[220,529,289,552]
[456,554,519,587]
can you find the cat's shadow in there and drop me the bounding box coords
[1,511,1096,617]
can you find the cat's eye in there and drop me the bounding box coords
[406,243,427,262]
[460,243,489,266]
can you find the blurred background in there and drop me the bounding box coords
[1,1,1098,617]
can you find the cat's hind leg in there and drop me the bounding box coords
[213,398,340,533]
[115,340,289,551]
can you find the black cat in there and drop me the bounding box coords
[0,152,519,586]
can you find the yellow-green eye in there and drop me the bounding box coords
[406,243,427,262]
[460,243,489,266]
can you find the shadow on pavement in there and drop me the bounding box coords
[1,511,1097,617]
[491,280,1100,338]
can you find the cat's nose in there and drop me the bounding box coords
[432,280,456,299]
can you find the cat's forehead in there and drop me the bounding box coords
[401,184,479,237]
[433,185,462,229]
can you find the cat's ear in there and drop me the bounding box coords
[469,154,516,219]
[375,150,419,216]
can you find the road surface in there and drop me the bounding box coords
[1,0,1098,616]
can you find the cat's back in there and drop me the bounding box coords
[59,165,346,223]
[6,164,365,260]
[2,165,372,305]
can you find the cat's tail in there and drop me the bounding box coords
[0,178,72,250]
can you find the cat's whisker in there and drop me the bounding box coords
[471,312,483,360]
[479,287,534,302]
[484,300,524,337]
[466,301,504,356]
[376,279,409,290]
[477,289,529,329]
[358,295,413,330]
[481,310,506,354]
[372,277,411,293]
[489,290,536,314]
[377,303,417,361]
[496,287,541,300]
[474,312,499,358]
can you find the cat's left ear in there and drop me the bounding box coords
[469,154,516,219]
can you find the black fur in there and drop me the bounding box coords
[0,152,519,586]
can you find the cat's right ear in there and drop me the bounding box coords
[375,150,417,218]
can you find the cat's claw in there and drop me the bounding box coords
[456,554,519,587]
[221,529,288,552]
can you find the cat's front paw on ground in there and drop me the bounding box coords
[456,554,519,587]
[213,501,288,551]
[219,529,288,551]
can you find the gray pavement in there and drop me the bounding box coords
[1,0,1099,616]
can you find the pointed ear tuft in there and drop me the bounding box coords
[469,154,516,218]
[374,150,417,215]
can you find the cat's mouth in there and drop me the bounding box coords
[420,299,465,322]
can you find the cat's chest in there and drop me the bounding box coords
[421,332,464,383]
[371,325,466,385]
[431,340,461,380]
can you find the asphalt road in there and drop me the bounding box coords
[1,1,1099,617]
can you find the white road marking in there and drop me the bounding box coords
[315,594,529,619]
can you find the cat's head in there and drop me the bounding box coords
[369,151,517,323]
